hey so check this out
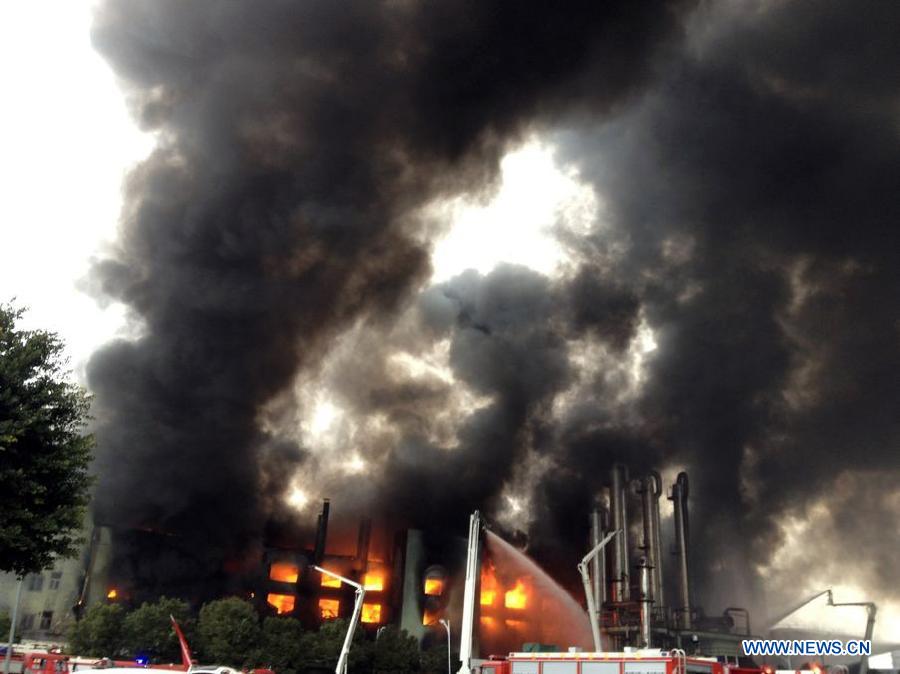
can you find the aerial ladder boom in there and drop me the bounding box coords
[578,529,621,652]
[314,566,366,674]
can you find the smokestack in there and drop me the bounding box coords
[313,499,330,565]
[638,472,664,606]
[589,506,608,607]
[355,518,372,572]
[610,464,630,602]
[669,472,691,629]
[638,556,653,648]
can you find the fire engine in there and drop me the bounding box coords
[478,649,767,674]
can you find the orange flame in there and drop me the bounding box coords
[320,572,341,588]
[361,603,382,623]
[318,598,340,619]
[424,578,444,596]
[269,562,299,583]
[504,578,529,609]
[363,572,384,591]
[480,565,499,606]
[422,609,439,626]
[106,588,118,599]
[266,593,296,614]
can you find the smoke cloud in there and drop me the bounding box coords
[86,0,690,597]
[87,0,899,634]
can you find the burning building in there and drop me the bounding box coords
[257,501,393,629]
[254,500,467,644]
[250,464,756,658]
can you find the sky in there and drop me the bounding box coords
[2,0,898,644]
[0,1,152,379]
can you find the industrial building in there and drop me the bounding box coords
[251,466,760,659]
[0,518,113,643]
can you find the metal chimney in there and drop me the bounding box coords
[590,506,609,607]
[638,556,653,648]
[638,472,665,607]
[610,464,630,602]
[669,472,691,629]
[355,518,372,572]
[314,498,330,564]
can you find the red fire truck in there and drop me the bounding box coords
[479,649,768,674]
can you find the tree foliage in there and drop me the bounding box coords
[373,625,420,674]
[122,597,193,664]
[299,619,373,672]
[249,616,305,674]
[64,595,442,674]
[67,603,126,657]
[419,642,455,674]
[197,598,260,667]
[0,303,94,576]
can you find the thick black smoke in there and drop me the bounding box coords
[545,0,900,620]
[88,0,900,629]
[86,0,691,593]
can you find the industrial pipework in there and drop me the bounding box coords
[590,506,609,609]
[669,472,692,629]
[638,471,664,607]
[610,464,631,602]
[313,499,331,564]
[638,556,653,648]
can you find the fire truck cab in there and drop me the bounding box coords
[479,650,748,674]
[20,652,113,674]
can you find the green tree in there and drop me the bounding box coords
[419,642,455,674]
[0,303,94,576]
[197,598,259,667]
[299,619,372,673]
[122,597,192,664]
[372,626,420,674]
[67,603,126,657]
[249,616,305,674]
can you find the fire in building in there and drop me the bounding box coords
[252,465,760,659]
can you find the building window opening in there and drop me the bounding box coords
[318,598,340,619]
[361,603,382,623]
[269,562,300,583]
[266,593,296,615]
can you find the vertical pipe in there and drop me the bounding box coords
[314,499,330,564]
[598,507,608,605]
[639,478,654,597]
[669,472,691,629]
[610,464,630,602]
[356,518,372,572]
[638,557,653,649]
[639,473,665,607]
[649,472,665,610]
[590,509,602,607]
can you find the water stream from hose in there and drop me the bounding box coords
[479,530,593,655]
